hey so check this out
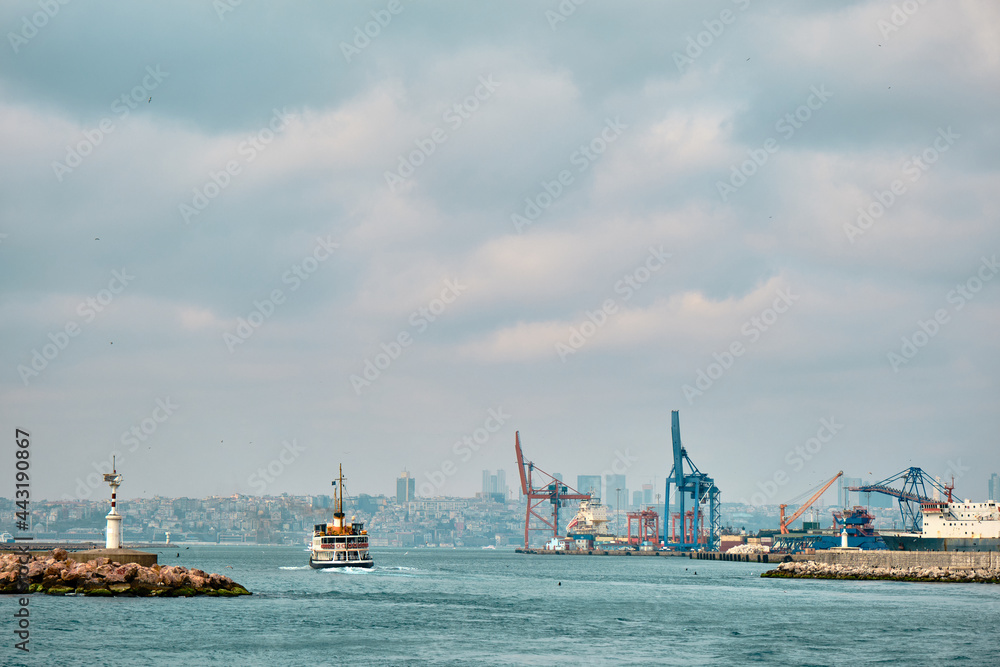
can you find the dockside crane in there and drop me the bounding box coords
[515,432,591,548]
[663,410,721,551]
[849,467,954,532]
[779,471,843,534]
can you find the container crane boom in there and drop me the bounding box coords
[779,471,843,534]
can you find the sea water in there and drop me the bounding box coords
[10,545,1000,665]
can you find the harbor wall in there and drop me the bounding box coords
[809,550,1000,570]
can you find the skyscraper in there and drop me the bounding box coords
[482,469,508,502]
[605,474,626,509]
[396,471,415,504]
[989,473,999,501]
[577,475,601,501]
[839,476,862,508]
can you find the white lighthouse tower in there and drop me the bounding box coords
[103,464,124,550]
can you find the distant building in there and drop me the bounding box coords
[481,469,508,503]
[553,473,563,483]
[396,471,415,504]
[577,475,601,501]
[632,490,642,507]
[642,483,654,505]
[605,474,626,510]
[989,473,1000,501]
[839,476,862,508]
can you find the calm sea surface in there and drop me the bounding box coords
[9,545,999,666]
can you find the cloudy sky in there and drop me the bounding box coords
[1,1,997,507]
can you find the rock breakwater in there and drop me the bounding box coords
[763,559,1000,584]
[0,549,251,596]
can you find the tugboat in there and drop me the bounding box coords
[309,464,373,569]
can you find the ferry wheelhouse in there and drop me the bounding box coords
[309,465,374,569]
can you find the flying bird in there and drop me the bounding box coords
[148,97,152,103]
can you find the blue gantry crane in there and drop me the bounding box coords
[849,467,954,532]
[663,410,720,551]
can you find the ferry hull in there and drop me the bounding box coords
[881,535,1000,552]
[309,557,374,569]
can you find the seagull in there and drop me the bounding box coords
[148,97,152,103]
[95,237,100,240]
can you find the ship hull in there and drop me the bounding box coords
[881,535,1000,552]
[309,557,374,569]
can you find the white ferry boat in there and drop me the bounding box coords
[309,465,373,569]
[882,499,1000,551]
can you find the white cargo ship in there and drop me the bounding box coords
[882,499,1000,551]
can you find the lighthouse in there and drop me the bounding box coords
[103,465,124,550]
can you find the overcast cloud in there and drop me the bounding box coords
[1,0,998,506]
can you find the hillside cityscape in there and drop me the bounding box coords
[5,469,986,547]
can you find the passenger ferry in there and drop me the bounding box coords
[309,465,373,569]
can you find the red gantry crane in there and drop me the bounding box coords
[515,432,591,549]
[779,471,843,534]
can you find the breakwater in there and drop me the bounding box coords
[763,559,1000,584]
[0,549,251,596]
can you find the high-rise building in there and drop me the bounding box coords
[482,469,508,502]
[642,483,654,505]
[839,476,862,508]
[989,473,1000,501]
[396,471,415,504]
[605,474,626,510]
[577,475,601,501]
[632,490,642,507]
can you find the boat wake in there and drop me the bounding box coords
[321,566,371,574]
[279,565,311,570]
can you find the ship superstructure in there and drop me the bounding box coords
[309,464,373,568]
[566,499,610,538]
[882,500,1000,551]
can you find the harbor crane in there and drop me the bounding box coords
[515,432,591,548]
[663,410,721,551]
[779,471,843,534]
[849,467,954,532]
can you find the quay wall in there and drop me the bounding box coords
[809,550,1000,570]
[518,549,1000,569]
